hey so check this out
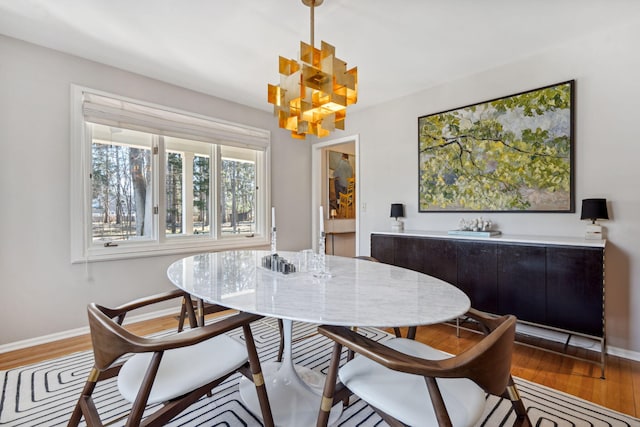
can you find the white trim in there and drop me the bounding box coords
[311,134,360,255]
[3,312,640,364]
[608,345,640,362]
[0,307,179,354]
[513,322,640,363]
[69,84,271,263]
[73,238,270,263]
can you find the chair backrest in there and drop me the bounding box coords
[444,312,516,396]
[87,303,147,370]
[346,177,355,193]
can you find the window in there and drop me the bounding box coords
[71,86,271,262]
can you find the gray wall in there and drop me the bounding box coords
[349,20,640,356]
[0,35,312,345]
[3,17,640,358]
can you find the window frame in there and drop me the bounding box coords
[70,85,271,263]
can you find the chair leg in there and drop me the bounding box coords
[406,326,417,340]
[125,352,163,427]
[276,318,285,362]
[196,298,205,327]
[504,376,532,427]
[243,324,275,427]
[424,377,453,427]
[346,326,358,363]
[177,299,187,332]
[317,341,343,427]
[392,326,417,339]
[68,368,100,427]
[177,296,198,332]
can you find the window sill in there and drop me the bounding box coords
[71,235,270,263]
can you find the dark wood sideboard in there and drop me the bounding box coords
[371,231,606,376]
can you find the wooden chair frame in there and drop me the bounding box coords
[178,295,286,363]
[316,308,531,427]
[68,289,274,427]
[177,295,234,331]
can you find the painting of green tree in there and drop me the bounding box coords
[419,81,573,212]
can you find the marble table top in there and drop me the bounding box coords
[167,250,470,328]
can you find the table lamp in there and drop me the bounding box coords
[390,203,405,232]
[580,198,609,240]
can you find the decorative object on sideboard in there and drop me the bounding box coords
[390,203,405,232]
[448,217,501,237]
[581,198,609,240]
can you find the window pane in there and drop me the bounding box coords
[165,137,212,238]
[193,155,210,235]
[221,147,256,235]
[166,151,183,235]
[90,123,153,242]
[74,87,271,262]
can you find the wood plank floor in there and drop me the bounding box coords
[1,313,639,418]
[405,323,640,418]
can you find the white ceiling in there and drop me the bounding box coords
[1,0,638,113]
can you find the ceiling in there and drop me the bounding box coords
[1,0,638,113]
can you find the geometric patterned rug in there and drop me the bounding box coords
[1,319,638,426]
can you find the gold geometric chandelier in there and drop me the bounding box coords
[267,0,358,139]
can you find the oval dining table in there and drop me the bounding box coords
[167,250,470,427]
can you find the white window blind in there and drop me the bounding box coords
[82,92,270,150]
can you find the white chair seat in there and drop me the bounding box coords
[339,337,486,427]
[118,334,247,404]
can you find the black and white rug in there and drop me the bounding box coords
[1,320,638,426]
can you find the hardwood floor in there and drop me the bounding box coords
[1,313,639,418]
[405,323,640,418]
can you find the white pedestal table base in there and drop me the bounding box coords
[238,319,342,426]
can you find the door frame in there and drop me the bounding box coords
[311,134,360,255]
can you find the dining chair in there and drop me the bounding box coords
[177,296,232,331]
[316,308,531,427]
[338,177,355,218]
[68,289,274,427]
[178,295,287,362]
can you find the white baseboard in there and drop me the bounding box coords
[515,323,640,363]
[0,308,179,354]
[607,345,640,362]
[3,313,640,364]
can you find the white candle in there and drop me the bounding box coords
[272,207,275,230]
[319,206,324,233]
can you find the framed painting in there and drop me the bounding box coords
[327,151,355,219]
[418,80,574,212]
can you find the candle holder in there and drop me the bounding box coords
[271,227,277,254]
[314,231,332,278]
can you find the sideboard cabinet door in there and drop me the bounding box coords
[369,233,605,340]
[370,234,395,264]
[497,244,546,324]
[546,246,604,337]
[456,241,498,313]
[394,237,457,284]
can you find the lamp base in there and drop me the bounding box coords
[585,224,603,240]
[391,220,404,233]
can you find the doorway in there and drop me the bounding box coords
[311,135,360,257]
